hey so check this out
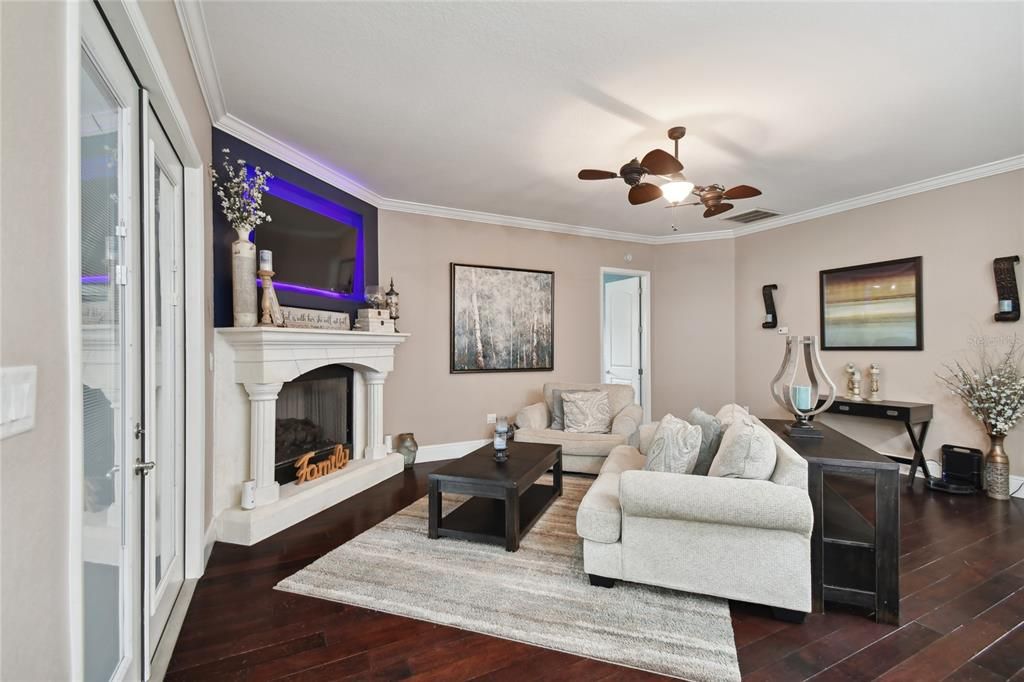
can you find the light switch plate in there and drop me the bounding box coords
[777,326,790,334]
[486,413,497,424]
[1,366,37,439]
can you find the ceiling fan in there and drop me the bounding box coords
[577,126,762,218]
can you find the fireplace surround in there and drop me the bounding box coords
[213,327,408,545]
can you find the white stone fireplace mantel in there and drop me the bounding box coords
[213,327,409,545]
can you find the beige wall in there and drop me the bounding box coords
[379,211,659,445]
[0,3,211,679]
[734,170,1024,475]
[1,3,73,679]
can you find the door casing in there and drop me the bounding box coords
[599,267,652,423]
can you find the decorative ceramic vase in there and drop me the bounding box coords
[231,236,257,327]
[985,433,1010,501]
[395,432,418,469]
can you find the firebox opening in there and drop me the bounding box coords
[275,364,354,485]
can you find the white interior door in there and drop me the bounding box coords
[141,103,186,672]
[80,5,142,681]
[603,276,643,401]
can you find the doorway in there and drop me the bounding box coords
[600,268,652,423]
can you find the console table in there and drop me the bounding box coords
[816,397,934,486]
[764,419,901,625]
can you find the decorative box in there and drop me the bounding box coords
[354,317,396,333]
[357,308,391,321]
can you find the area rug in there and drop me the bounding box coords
[277,475,740,681]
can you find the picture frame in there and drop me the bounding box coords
[820,256,923,351]
[450,263,554,373]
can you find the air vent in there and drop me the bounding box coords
[721,208,782,224]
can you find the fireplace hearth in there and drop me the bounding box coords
[275,365,353,485]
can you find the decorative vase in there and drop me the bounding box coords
[395,433,418,469]
[985,433,1010,501]
[231,237,257,327]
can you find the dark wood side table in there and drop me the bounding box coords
[427,441,562,552]
[764,419,901,625]
[815,397,934,485]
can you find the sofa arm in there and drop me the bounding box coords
[637,423,658,455]
[515,401,549,430]
[611,404,643,445]
[619,470,813,536]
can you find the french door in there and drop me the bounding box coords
[79,5,186,680]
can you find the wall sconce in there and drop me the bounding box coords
[762,284,779,328]
[994,256,1020,322]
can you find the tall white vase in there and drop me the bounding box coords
[232,237,257,327]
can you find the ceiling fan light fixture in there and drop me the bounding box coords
[661,179,695,204]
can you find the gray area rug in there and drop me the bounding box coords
[277,475,740,681]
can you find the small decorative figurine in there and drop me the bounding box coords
[867,363,882,402]
[845,363,864,401]
[395,432,418,469]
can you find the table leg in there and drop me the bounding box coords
[905,420,932,485]
[428,479,441,539]
[808,462,825,613]
[553,449,563,497]
[874,468,900,625]
[505,487,520,552]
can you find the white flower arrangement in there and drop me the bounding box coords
[939,337,1024,436]
[210,148,273,239]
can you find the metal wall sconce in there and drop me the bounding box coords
[762,284,779,328]
[994,256,1020,322]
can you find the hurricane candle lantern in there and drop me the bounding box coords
[769,335,837,438]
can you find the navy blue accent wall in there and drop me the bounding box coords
[212,129,379,327]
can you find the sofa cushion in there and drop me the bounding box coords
[600,444,646,475]
[514,428,627,457]
[576,472,622,543]
[687,407,724,476]
[709,416,777,481]
[563,390,613,433]
[643,414,702,475]
[543,382,634,418]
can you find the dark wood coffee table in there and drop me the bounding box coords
[427,441,562,551]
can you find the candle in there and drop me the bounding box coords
[259,249,273,272]
[792,385,813,411]
[999,299,1013,313]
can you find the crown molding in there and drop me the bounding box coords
[176,6,1022,247]
[174,0,226,122]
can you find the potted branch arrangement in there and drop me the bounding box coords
[939,337,1024,500]
[211,149,273,327]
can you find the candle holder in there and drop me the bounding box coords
[258,269,284,326]
[385,278,400,332]
[769,335,836,438]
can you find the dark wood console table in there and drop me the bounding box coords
[764,419,901,625]
[816,397,934,485]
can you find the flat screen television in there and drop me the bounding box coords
[254,181,364,311]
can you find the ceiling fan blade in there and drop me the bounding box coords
[640,149,683,175]
[628,182,663,205]
[703,203,734,218]
[664,201,701,208]
[722,184,761,200]
[578,169,619,180]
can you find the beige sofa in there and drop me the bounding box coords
[514,382,643,474]
[575,406,813,621]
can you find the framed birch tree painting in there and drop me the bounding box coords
[450,263,554,373]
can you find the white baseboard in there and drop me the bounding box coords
[413,439,490,463]
[886,452,1023,499]
[203,522,218,568]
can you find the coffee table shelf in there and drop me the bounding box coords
[434,483,559,547]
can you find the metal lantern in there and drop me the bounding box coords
[385,278,400,332]
[769,335,837,438]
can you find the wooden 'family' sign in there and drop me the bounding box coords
[294,444,350,484]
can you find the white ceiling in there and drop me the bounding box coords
[188,2,1023,238]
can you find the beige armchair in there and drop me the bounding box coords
[514,382,643,474]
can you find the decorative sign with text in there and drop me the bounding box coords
[280,306,351,330]
[294,444,350,484]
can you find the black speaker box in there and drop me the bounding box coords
[939,444,983,491]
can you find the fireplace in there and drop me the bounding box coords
[274,365,353,485]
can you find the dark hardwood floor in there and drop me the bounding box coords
[168,464,1024,681]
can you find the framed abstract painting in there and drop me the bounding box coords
[450,263,554,373]
[820,256,923,350]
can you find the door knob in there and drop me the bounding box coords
[134,459,156,475]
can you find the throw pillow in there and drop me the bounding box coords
[708,416,777,480]
[562,390,613,433]
[643,414,703,475]
[714,403,750,428]
[550,388,599,430]
[687,407,724,476]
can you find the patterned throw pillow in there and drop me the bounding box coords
[562,390,613,434]
[687,407,724,476]
[643,414,703,475]
[551,389,599,431]
[708,416,777,480]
